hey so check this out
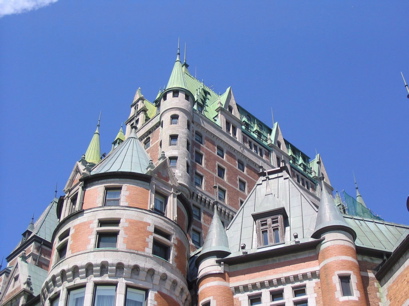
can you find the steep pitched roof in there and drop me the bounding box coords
[91,128,150,175]
[312,183,356,240]
[84,123,101,165]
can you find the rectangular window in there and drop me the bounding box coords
[185,93,190,101]
[226,121,231,133]
[50,296,60,306]
[195,131,203,144]
[153,240,170,261]
[172,90,179,97]
[197,103,204,113]
[97,233,118,248]
[125,288,146,306]
[186,162,190,174]
[237,160,245,172]
[169,135,178,146]
[293,287,306,297]
[249,295,262,305]
[239,179,246,192]
[187,140,190,152]
[170,115,179,125]
[193,205,201,220]
[195,151,203,165]
[67,287,85,306]
[154,194,166,214]
[217,146,224,158]
[217,165,225,179]
[99,219,120,227]
[169,157,177,167]
[340,275,353,296]
[194,172,203,188]
[191,229,201,247]
[144,137,150,149]
[271,290,284,301]
[57,243,67,261]
[94,285,116,306]
[256,215,284,247]
[218,187,226,202]
[294,302,308,306]
[105,188,121,206]
[232,125,237,138]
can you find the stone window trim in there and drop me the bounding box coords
[216,146,224,158]
[153,192,168,215]
[270,288,285,305]
[195,151,203,165]
[152,227,172,262]
[333,271,360,301]
[169,156,178,167]
[169,134,178,146]
[125,287,147,305]
[252,208,287,248]
[170,114,179,125]
[93,285,116,306]
[248,293,262,305]
[95,229,120,249]
[237,159,245,172]
[217,186,226,202]
[217,164,226,180]
[194,172,203,188]
[67,286,86,306]
[238,178,246,192]
[104,187,122,206]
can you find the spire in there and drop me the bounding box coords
[112,126,125,150]
[312,181,356,240]
[354,175,367,208]
[166,43,187,90]
[27,215,35,232]
[197,205,230,263]
[401,72,409,98]
[84,116,102,165]
[133,87,143,103]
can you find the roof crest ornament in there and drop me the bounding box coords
[401,72,409,98]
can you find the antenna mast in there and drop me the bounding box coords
[401,72,409,98]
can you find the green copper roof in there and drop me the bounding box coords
[166,56,186,89]
[114,127,125,142]
[91,128,150,175]
[84,124,101,165]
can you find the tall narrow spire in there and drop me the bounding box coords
[84,116,102,165]
[166,42,187,89]
[400,72,409,98]
[176,38,181,62]
[354,175,367,208]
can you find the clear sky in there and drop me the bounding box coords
[1,1,408,264]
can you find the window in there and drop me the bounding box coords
[185,93,190,101]
[226,121,231,133]
[186,162,190,174]
[217,187,226,202]
[195,151,203,165]
[170,114,179,125]
[340,275,352,296]
[99,219,120,227]
[57,243,67,262]
[126,287,146,306]
[194,172,203,188]
[97,233,118,248]
[169,157,177,167]
[94,285,116,306]
[172,90,179,97]
[276,157,281,168]
[232,125,237,138]
[217,165,225,179]
[197,103,204,113]
[238,179,246,192]
[154,194,166,214]
[271,290,284,302]
[293,286,308,305]
[191,229,201,247]
[187,140,190,152]
[228,105,233,113]
[217,146,224,158]
[105,188,121,206]
[254,144,258,154]
[169,135,178,146]
[259,148,263,157]
[249,295,262,305]
[153,240,170,261]
[294,301,308,306]
[163,93,167,101]
[256,215,284,247]
[144,137,150,149]
[293,286,306,297]
[193,205,201,220]
[68,193,77,215]
[237,160,245,172]
[67,287,85,306]
[195,131,203,144]
[154,227,171,240]
[187,121,190,130]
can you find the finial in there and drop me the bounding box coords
[54,183,58,198]
[401,72,409,98]
[176,38,180,61]
[97,111,102,128]
[184,43,187,64]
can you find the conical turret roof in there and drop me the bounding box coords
[92,128,150,175]
[312,182,356,240]
[354,177,367,208]
[197,205,230,263]
[166,47,187,90]
[84,122,101,165]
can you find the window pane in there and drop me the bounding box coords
[192,230,201,246]
[67,287,85,306]
[194,173,203,187]
[170,115,179,125]
[126,288,145,306]
[217,166,225,179]
[217,146,224,158]
[97,233,117,248]
[105,189,121,206]
[169,157,177,167]
[238,160,244,171]
[249,296,261,305]
[271,291,284,301]
[340,275,352,296]
[273,228,280,243]
[195,132,202,143]
[51,296,60,306]
[153,240,170,260]
[218,188,226,201]
[294,301,308,306]
[154,195,166,214]
[193,206,201,220]
[94,286,116,306]
[169,135,178,145]
[293,287,306,297]
[195,152,203,165]
[262,230,269,246]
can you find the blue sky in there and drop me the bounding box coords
[1,1,408,264]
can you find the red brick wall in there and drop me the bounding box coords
[82,187,99,209]
[386,265,409,306]
[125,185,149,209]
[176,205,187,232]
[122,219,150,251]
[69,220,93,254]
[174,237,187,277]
[198,274,234,306]
[154,291,179,306]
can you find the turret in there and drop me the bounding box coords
[155,45,195,195]
[83,118,101,166]
[196,205,233,306]
[312,181,367,305]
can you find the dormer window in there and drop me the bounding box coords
[253,208,287,248]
